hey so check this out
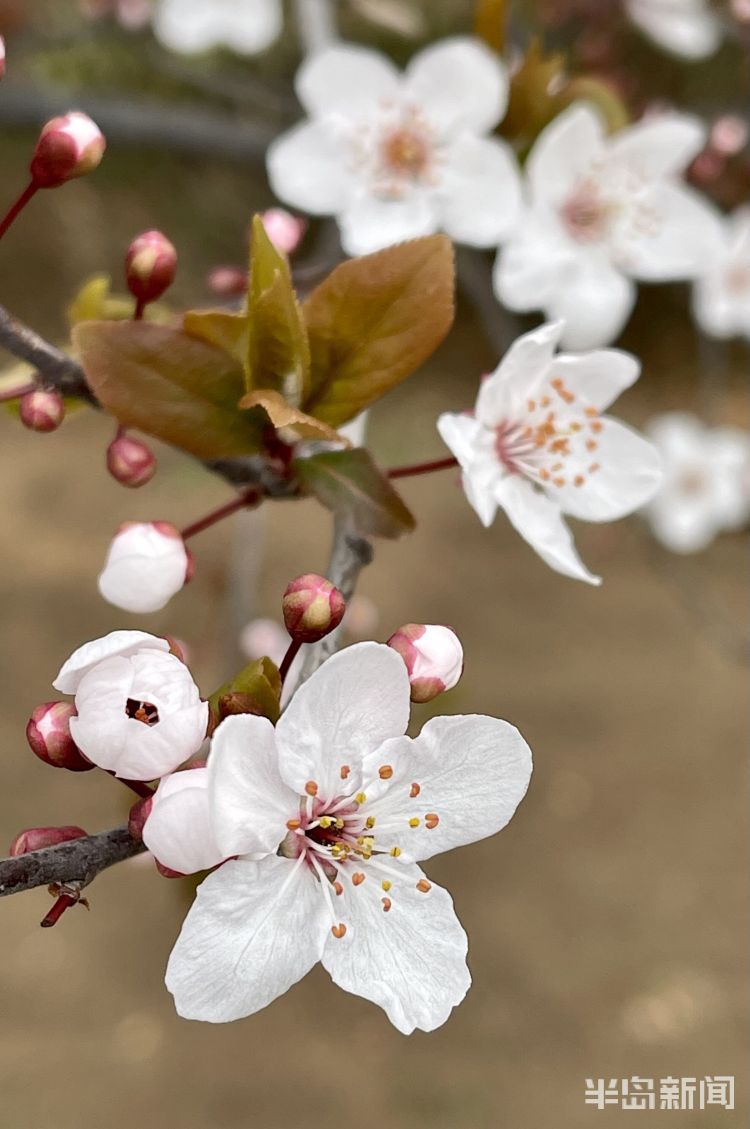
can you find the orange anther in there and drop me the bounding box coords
[589,462,600,473]
[541,396,551,408]
[586,439,598,452]
[333,881,343,896]
[553,477,566,488]
[305,781,318,797]
[381,898,392,912]
[378,765,393,780]
[331,923,347,939]
[574,475,585,487]
[352,872,365,886]
[410,782,421,798]
[416,879,432,893]
[585,406,598,418]
[527,399,537,412]
[340,765,351,780]
[570,422,582,432]
[539,468,551,482]
[590,421,603,434]
[286,819,301,831]
[424,813,439,830]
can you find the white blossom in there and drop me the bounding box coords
[437,321,663,584]
[153,0,282,56]
[143,767,225,873]
[625,0,722,59]
[165,642,532,1033]
[494,103,723,349]
[53,631,208,779]
[644,412,750,552]
[98,521,190,614]
[267,37,522,256]
[693,207,750,341]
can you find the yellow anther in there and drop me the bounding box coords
[319,816,333,829]
[365,816,376,829]
[355,792,367,805]
[408,817,420,828]
[381,880,392,892]
[335,818,344,830]
[390,846,401,858]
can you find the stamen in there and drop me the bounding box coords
[416,879,432,893]
[390,846,402,857]
[331,923,347,939]
[378,765,393,780]
[424,813,439,830]
[334,881,343,896]
[340,765,350,780]
[352,872,365,886]
[286,819,301,831]
[410,783,421,798]
[381,880,392,892]
[408,817,420,828]
[381,898,392,913]
[354,792,367,805]
[305,781,318,797]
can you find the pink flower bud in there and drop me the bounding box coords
[30,111,105,189]
[282,573,346,643]
[260,208,307,255]
[207,266,248,297]
[710,116,748,157]
[106,431,157,487]
[125,229,177,305]
[98,521,191,613]
[387,624,464,703]
[26,701,94,772]
[9,825,88,856]
[19,388,65,432]
[127,795,153,841]
[0,36,6,81]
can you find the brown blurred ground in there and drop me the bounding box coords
[0,104,747,1129]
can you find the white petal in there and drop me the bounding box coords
[364,714,532,862]
[295,43,400,119]
[437,134,522,247]
[403,36,508,136]
[493,209,575,313]
[221,0,282,55]
[208,714,297,857]
[275,643,410,799]
[706,427,750,528]
[477,321,565,425]
[546,257,636,350]
[143,768,225,874]
[321,863,470,1034]
[555,417,664,521]
[626,0,721,59]
[618,184,724,282]
[436,412,483,470]
[53,630,168,694]
[495,474,601,584]
[338,191,437,257]
[646,492,718,552]
[462,462,501,527]
[166,856,329,1022]
[607,113,706,179]
[153,0,217,53]
[550,349,641,411]
[527,104,606,206]
[337,411,368,447]
[266,120,355,216]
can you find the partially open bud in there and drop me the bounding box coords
[282,573,346,643]
[387,623,464,703]
[106,431,157,488]
[98,521,191,613]
[260,208,307,256]
[9,825,88,856]
[19,388,64,432]
[26,701,94,772]
[125,229,177,305]
[30,111,105,189]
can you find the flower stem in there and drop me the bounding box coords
[0,182,38,241]
[181,488,262,541]
[0,380,36,403]
[40,891,78,928]
[279,637,302,684]
[133,297,146,321]
[116,776,154,799]
[387,456,458,480]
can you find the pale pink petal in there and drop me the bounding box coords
[267,120,355,215]
[437,134,522,247]
[554,418,664,522]
[295,43,399,119]
[403,36,508,136]
[143,768,225,874]
[618,183,723,282]
[549,349,641,411]
[607,113,706,179]
[495,474,601,584]
[526,104,606,207]
[53,630,168,694]
[338,191,437,256]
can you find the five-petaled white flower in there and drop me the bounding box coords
[53,631,208,779]
[437,321,663,584]
[267,36,522,256]
[494,103,722,349]
[643,412,750,552]
[625,0,722,59]
[153,0,282,56]
[98,521,191,615]
[164,642,532,1034]
[693,207,750,341]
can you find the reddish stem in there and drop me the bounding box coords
[279,638,302,684]
[387,456,458,480]
[0,380,36,403]
[181,488,261,541]
[118,776,155,799]
[0,182,39,240]
[133,297,146,321]
[40,892,77,928]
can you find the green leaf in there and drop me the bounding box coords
[67,274,172,326]
[295,448,416,540]
[183,308,248,369]
[72,320,265,459]
[208,657,282,730]
[303,235,455,427]
[246,215,311,405]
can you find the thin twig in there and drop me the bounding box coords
[0,825,144,898]
[294,0,338,54]
[0,304,96,403]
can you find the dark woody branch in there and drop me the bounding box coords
[0,825,145,898]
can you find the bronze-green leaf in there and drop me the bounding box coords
[240,388,343,443]
[72,320,265,459]
[295,448,416,540]
[183,308,248,369]
[302,235,455,427]
[208,656,282,730]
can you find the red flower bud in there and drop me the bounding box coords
[9,825,88,856]
[26,702,94,772]
[0,36,6,82]
[30,111,105,189]
[106,431,157,487]
[19,388,65,432]
[282,573,346,643]
[125,229,177,305]
[128,795,153,841]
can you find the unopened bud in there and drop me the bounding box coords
[98,520,191,613]
[260,208,307,255]
[125,229,177,305]
[0,36,6,81]
[26,701,94,771]
[19,388,65,432]
[207,265,248,297]
[106,431,157,488]
[9,825,88,856]
[282,573,346,643]
[30,111,105,189]
[387,623,464,703]
[128,795,153,841]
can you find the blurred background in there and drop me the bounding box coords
[0,1,747,1127]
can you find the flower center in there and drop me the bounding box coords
[380,125,431,179]
[125,698,160,726]
[561,182,613,244]
[351,102,439,200]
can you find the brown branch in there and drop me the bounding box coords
[0,304,96,403]
[0,825,145,898]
